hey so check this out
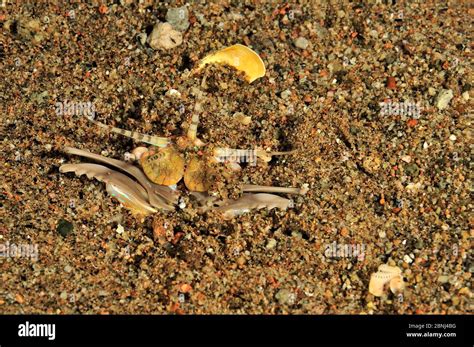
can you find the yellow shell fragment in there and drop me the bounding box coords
[184,155,211,192]
[369,264,404,297]
[197,44,266,83]
[141,146,185,186]
[389,276,405,295]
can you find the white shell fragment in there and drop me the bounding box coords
[148,22,183,50]
[166,88,182,98]
[369,264,405,297]
[435,89,453,110]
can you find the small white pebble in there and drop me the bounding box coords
[300,183,309,195]
[233,112,251,125]
[116,224,124,234]
[423,142,429,150]
[379,231,386,238]
[449,134,457,141]
[287,293,297,304]
[266,238,277,250]
[404,254,413,264]
[281,89,291,100]
[124,152,135,162]
[401,155,411,163]
[178,198,186,209]
[131,147,148,161]
[294,36,309,49]
[436,89,453,110]
[166,88,181,98]
[462,91,469,101]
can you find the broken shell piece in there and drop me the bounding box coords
[197,44,266,83]
[148,22,183,50]
[233,112,252,125]
[378,264,402,275]
[369,264,404,297]
[60,163,157,215]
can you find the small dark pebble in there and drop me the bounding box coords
[57,219,74,237]
[394,198,404,209]
[405,163,420,177]
[415,239,424,249]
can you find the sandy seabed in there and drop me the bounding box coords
[1,1,472,314]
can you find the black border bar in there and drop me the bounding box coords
[0,314,471,345]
